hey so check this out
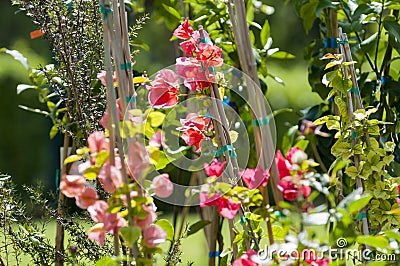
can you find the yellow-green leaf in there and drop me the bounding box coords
[64,154,82,164]
[148,111,166,128]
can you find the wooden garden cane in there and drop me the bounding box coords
[227,0,283,246]
[338,28,370,242]
[100,0,140,259]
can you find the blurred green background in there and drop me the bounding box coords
[0,1,322,191]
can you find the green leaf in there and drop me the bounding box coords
[260,20,270,47]
[246,0,254,22]
[16,84,36,94]
[155,219,174,241]
[357,235,389,250]
[187,220,211,237]
[229,130,238,144]
[299,0,318,33]
[161,4,181,20]
[269,51,295,60]
[64,154,82,164]
[384,16,400,46]
[49,124,58,139]
[148,111,166,128]
[294,139,309,150]
[120,226,141,247]
[96,256,118,266]
[345,166,358,178]
[348,194,372,213]
[0,48,29,70]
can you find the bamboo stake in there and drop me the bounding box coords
[100,0,139,258]
[338,28,370,243]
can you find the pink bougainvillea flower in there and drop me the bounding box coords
[204,159,226,177]
[232,250,259,266]
[87,131,109,155]
[275,150,292,179]
[143,224,167,247]
[97,70,117,87]
[179,113,210,131]
[301,185,312,198]
[277,177,300,201]
[87,200,127,235]
[199,192,221,207]
[180,39,196,56]
[151,174,174,198]
[181,127,205,152]
[175,57,202,79]
[75,187,98,209]
[134,204,157,230]
[60,174,85,198]
[217,197,240,219]
[196,43,223,67]
[87,200,109,223]
[149,130,167,148]
[286,147,307,165]
[173,17,194,39]
[88,223,106,245]
[239,167,269,190]
[126,142,149,180]
[303,249,330,266]
[99,99,124,129]
[147,69,180,108]
[98,164,124,193]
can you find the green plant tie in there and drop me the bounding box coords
[126,96,136,103]
[351,131,357,140]
[337,39,348,45]
[214,145,237,158]
[120,62,132,70]
[356,212,367,221]
[240,216,246,225]
[99,3,112,20]
[252,117,270,127]
[349,87,360,94]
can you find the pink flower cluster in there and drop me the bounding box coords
[177,113,211,152]
[60,131,171,246]
[275,147,312,201]
[173,18,223,91]
[147,69,180,108]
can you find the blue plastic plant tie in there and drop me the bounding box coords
[356,212,367,221]
[120,62,132,70]
[55,168,60,194]
[252,117,270,127]
[126,96,136,103]
[214,145,237,158]
[337,39,349,45]
[351,131,357,140]
[380,76,388,84]
[205,113,211,118]
[324,37,338,49]
[240,216,246,225]
[209,251,220,257]
[349,87,360,94]
[99,3,112,20]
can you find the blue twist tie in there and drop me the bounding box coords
[120,63,132,70]
[356,212,367,221]
[324,37,338,49]
[240,216,246,225]
[252,117,270,127]
[209,251,220,257]
[337,39,349,45]
[349,87,360,94]
[351,131,357,140]
[380,76,388,84]
[99,3,112,20]
[214,145,237,158]
[126,96,136,103]
[55,169,60,193]
[204,113,211,118]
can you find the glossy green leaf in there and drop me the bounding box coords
[348,195,372,213]
[120,226,141,247]
[260,20,270,47]
[0,48,29,70]
[162,4,181,20]
[16,84,36,94]
[148,111,166,128]
[187,220,211,237]
[49,124,58,139]
[357,235,389,250]
[155,219,174,241]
